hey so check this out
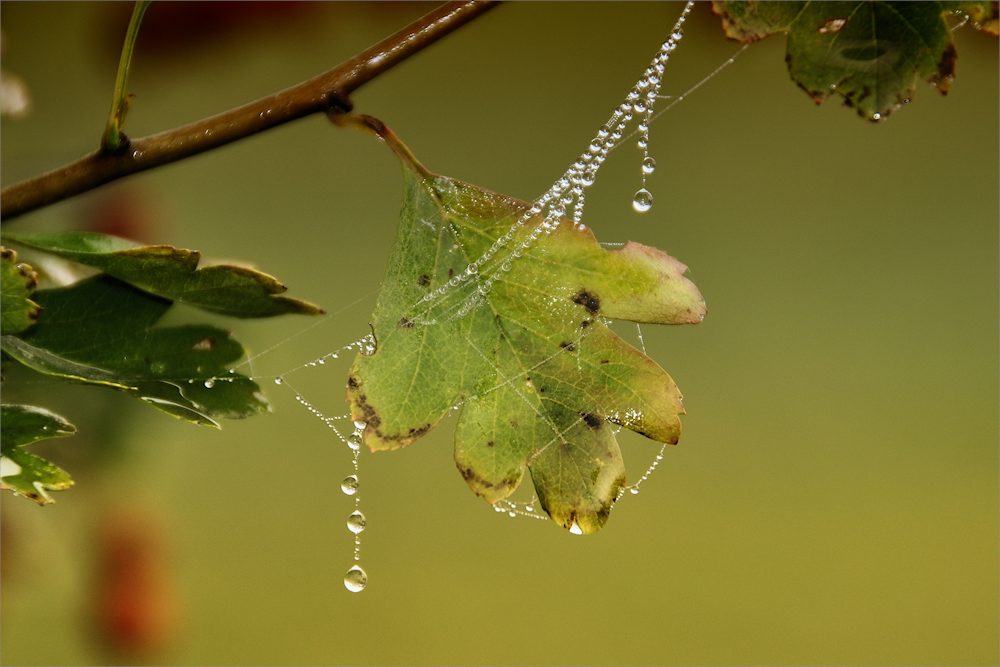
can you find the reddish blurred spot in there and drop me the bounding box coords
[84,189,160,244]
[94,512,177,660]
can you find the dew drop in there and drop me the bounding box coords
[347,510,367,534]
[204,379,215,388]
[347,433,363,451]
[632,188,653,212]
[568,522,583,535]
[642,157,657,174]
[508,511,517,518]
[353,419,367,431]
[525,505,534,512]
[274,377,284,385]
[629,487,640,495]
[344,565,367,592]
[341,475,358,495]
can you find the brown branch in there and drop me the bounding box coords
[1,1,500,221]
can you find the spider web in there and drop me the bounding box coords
[219,2,749,586]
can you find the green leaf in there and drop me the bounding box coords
[1,275,269,427]
[2,231,324,318]
[343,116,705,534]
[712,1,1000,121]
[1,404,76,504]
[1,247,41,335]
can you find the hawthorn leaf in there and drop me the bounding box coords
[2,231,324,318]
[0,275,268,427]
[1,404,76,504]
[342,115,705,534]
[712,1,1000,121]
[1,247,41,335]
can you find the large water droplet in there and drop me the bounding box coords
[568,522,583,535]
[642,157,656,174]
[347,433,363,451]
[353,419,366,431]
[341,475,358,495]
[274,377,284,385]
[344,565,367,592]
[632,188,653,212]
[203,379,215,388]
[347,510,367,534]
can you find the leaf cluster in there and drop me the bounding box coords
[0,234,322,503]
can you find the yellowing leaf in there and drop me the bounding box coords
[343,116,705,534]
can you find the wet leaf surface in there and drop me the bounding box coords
[713,1,999,121]
[1,275,268,427]
[344,116,705,534]
[0,404,76,504]
[1,247,41,335]
[2,231,324,318]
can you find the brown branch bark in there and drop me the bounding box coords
[1,1,499,221]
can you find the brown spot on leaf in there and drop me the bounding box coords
[572,289,600,314]
[600,359,610,365]
[398,317,414,329]
[448,268,454,278]
[417,274,430,287]
[930,42,957,93]
[559,341,576,352]
[580,412,602,430]
[487,440,494,448]
[510,421,519,428]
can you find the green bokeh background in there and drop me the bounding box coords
[2,2,997,665]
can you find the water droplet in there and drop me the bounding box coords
[274,377,284,385]
[353,419,366,430]
[642,157,656,174]
[478,280,492,295]
[525,505,534,512]
[341,475,358,495]
[204,379,215,388]
[465,264,478,275]
[569,522,583,535]
[629,487,640,495]
[347,510,367,534]
[318,358,325,365]
[632,188,653,212]
[344,565,367,592]
[347,433,363,451]
[508,511,516,518]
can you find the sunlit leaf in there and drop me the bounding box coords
[2,231,324,318]
[1,404,76,504]
[712,1,999,121]
[1,275,269,427]
[0,247,41,335]
[343,116,705,534]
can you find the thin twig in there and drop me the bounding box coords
[1,0,499,221]
[102,1,152,152]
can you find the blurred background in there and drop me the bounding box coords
[1,2,997,665]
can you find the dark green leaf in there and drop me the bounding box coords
[1,275,269,427]
[1,247,41,335]
[712,1,999,121]
[1,404,76,504]
[2,231,324,318]
[343,116,705,534]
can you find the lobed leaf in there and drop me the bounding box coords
[1,404,76,504]
[1,247,41,335]
[712,1,999,121]
[1,275,268,427]
[343,116,705,534]
[2,231,324,318]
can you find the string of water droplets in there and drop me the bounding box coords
[268,333,375,593]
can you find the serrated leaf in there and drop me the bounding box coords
[2,231,324,318]
[1,247,41,335]
[1,275,268,427]
[1,404,76,504]
[712,1,999,121]
[343,116,705,534]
